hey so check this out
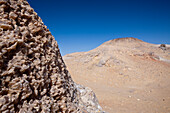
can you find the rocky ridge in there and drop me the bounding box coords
[0,0,104,112]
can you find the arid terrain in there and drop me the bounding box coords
[63,37,170,113]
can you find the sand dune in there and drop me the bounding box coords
[63,37,170,113]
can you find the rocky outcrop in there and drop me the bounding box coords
[159,44,166,50]
[103,37,144,45]
[0,0,104,112]
[75,84,103,112]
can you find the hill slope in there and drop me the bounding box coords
[64,37,170,113]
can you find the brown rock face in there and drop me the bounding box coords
[0,0,104,112]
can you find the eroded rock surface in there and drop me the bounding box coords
[0,0,104,112]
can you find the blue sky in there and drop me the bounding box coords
[27,0,170,55]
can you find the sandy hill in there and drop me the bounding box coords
[63,37,170,113]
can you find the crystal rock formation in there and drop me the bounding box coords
[0,0,104,112]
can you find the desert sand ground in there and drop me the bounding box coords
[63,37,170,113]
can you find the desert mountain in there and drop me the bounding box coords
[64,37,170,113]
[0,0,104,112]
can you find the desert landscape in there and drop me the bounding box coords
[1,0,170,113]
[64,37,170,113]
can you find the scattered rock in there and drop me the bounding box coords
[159,44,166,50]
[137,99,140,101]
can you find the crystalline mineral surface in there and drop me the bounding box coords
[0,0,104,112]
